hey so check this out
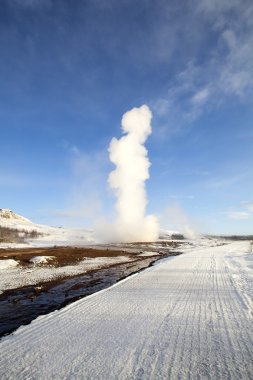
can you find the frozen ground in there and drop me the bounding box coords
[0,255,132,295]
[0,240,252,379]
[0,259,18,270]
[29,255,56,265]
[0,237,215,295]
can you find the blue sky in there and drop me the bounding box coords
[0,0,252,234]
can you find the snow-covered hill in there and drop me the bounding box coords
[0,209,94,248]
[0,209,184,248]
[0,208,33,229]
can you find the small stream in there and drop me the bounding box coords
[0,253,180,338]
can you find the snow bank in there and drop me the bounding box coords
[0,255,134,294]
[80,256,130,269]
[29,256,55,265]
[0,259,19,270]
[138,251,160,257]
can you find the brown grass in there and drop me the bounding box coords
[0,246,137,267]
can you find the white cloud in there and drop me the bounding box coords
[196,1,253,99]
[224,200,253,221]
[226,211,251,220]
[154,98,170,117]
[152,0,253,136]
[241,201,253,213]
[195,0,242,16]
[191,88,210,106]
[205,172,248,189]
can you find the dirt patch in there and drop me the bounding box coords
[0,246,134,267]
[0,241,180,267]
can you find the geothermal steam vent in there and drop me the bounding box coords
[108,104,159,242]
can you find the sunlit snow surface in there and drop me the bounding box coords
[0,256,132,295]
[0,259,19,270]
[0,240,252,379]
[138,251,161,257]
[29,256,55,265]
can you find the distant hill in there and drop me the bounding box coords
[0,208,33,228]
[0,209,94,247]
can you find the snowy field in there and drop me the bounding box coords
[0,255,133,295]
[0,240,252,379]
[0,237,217,295]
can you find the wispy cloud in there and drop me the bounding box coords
[55,141,111,227]
[224,200,253,220]
[226,211,251,220]
[60,140,109,181]
[240,201,253,213]
[204,172,248,189]
[191,88,210,106]
[152,0,253,136]
[169,195,194,200]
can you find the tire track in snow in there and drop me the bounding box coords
[220,262,253,378]
[0,241,253,379]
[210,252,253,379]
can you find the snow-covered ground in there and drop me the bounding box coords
[0,236,220,295]
[0,259,19,270]
[29,256,56,265]
[0,208,94,247]
[0,255,133,295]
[138,251,160,257]
[0,240,252,379]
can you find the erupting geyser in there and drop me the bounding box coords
[102,104,159,243]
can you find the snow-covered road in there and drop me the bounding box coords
[0,241,253,379]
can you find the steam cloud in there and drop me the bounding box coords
[98,105,159,243]
[161,202,198,239]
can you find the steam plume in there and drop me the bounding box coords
[161,202,198,239]
[98,105,159,243]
